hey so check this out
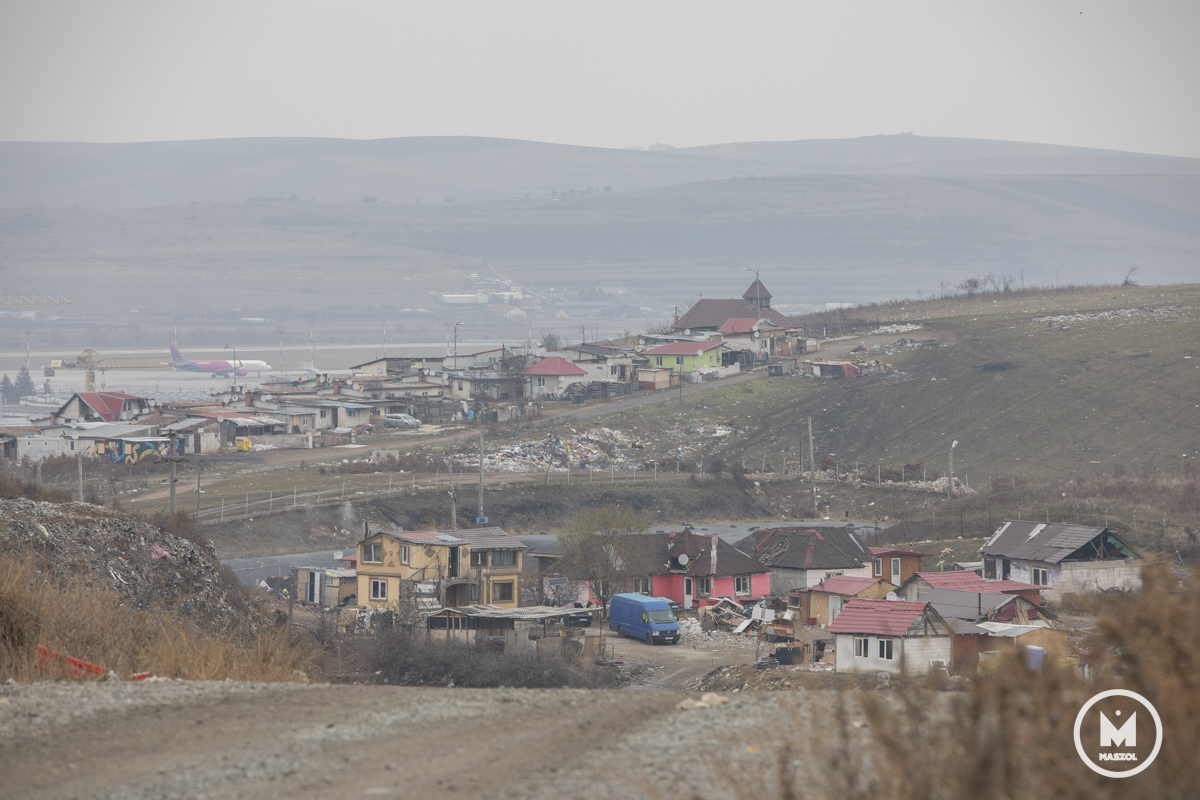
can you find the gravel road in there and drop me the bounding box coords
[0,679,843,800]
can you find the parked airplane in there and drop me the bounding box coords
[170,345,271,377]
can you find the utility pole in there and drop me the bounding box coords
[277,326,285,375]
[158,430,188,515]
[197,472,201,514]
[948,440,958,501]
[446,458,457,530]
[478,425,484,524]
[807,414,817,516]
[77,452,84,501]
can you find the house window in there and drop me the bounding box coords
[491,550,516,567]
[675,356,683,366]
[319,409,327,419]
[854,637,869,658]
[891,557,901,580]
[695,577,712,596]
[363,544,382,563]
[630,576,650,594]
[471,550,487,567]
[370,579,387,600]
[537,377,546,387]
[825,571,843,580]
[457,381,464,391]
[492,582,514,602]
[878,639,894,660]
[400,545,409,565]
[984,558,997,579]
[734,576,751,595]
[874,559,883,576]
[610,366,618,375]
[470,583,480,602]
[655,356,663,367]
[1032,568,1048,586]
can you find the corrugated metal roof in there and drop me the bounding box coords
[976,621,1052,637]
[869,547,933,558]
[921,588,1018,621]
[427,604,597,621]
[643,341,726,356]
[826,599,931,636]
[980,520,1128,564]
[908,572,1040,594]
[945,617,990,636]
[374,530,468,547]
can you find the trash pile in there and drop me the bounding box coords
[452,427,643,473]
[870,323,924,334]
[1031,305,1189,328]
[0,498,265,633]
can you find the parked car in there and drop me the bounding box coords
[566,602,594,627]
[384,413,422,429]
[609,593,680,645]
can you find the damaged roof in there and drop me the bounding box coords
[443,526,526,551]
[981,520,1141,564]
[736,526,870,571]
[920,588,1023,621]
[652,529,767,578]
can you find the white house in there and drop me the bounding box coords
[827,598,953,676]
[522,357,590,399]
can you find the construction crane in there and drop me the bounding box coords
[54,350,171,392]
[0,293,72,307]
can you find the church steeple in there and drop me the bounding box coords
[742,279,772,313]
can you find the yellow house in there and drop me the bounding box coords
[451,527,526,610]
[357,530,473,610]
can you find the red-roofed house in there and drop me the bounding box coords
[53,392,149,423]
[791,575,895,627]
[869,547,931,586]
[899,572,1043,605]
[523,357,589,399]
[827,598,953,675]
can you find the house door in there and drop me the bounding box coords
[449,546,461,579]
[683,577,694,610]
[828,595,843,623]
[890,557,901,585]
[307,571,317,604]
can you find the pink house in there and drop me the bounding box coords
[648,528,771,609]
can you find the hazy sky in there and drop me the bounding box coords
[2,1,1198,157]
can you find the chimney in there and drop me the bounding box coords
[332,380,340,393]
[710,535,719,575]
[244,392,252,407]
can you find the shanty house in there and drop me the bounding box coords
[791,575,895,627]
[899,571,1043,605]
[919,588,1045,625]
[735,526,873,594]
[980,520,1143,600]
[649,529,770,610]
[976,621,1075,669]
[356,530,473,610]
[828,599,953,676]
[523,357,589,399]
[869,547,930,586]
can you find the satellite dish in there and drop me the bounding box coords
[885,591,899,601]
[697,350,704,357]
[217,415,224,423]
[684,329,691,336]
[677,553,689,566]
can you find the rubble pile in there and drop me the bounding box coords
[870,323,924,335]
[1031,305,1189,328]
[0,498,264,633]
[691,662,838,692]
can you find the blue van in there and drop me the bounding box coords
[609,593,680,645]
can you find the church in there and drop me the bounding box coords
[671,278,795,333]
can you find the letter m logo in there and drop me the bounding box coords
[1100,712,1137,747]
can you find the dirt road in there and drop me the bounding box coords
[0,679,833,800]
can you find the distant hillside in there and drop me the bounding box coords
[2,133,1198,210]
[678,133,1200,176]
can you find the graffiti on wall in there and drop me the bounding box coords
[93,439,182,464]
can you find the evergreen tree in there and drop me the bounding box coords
[14,366,35,399]
[0,374,12,404]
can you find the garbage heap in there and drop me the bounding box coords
[0,498,266,633]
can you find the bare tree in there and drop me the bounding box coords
[539,330,563,352]
[1123,266,1140,287]
[556,506,655,610]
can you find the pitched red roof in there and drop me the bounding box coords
[810,576,882,596]
[911,572,1039,594]
[522,357,588,376]
[827,599,929,636]
[643,341,725,356]
[76,392,144,422]
[717,318,761,334]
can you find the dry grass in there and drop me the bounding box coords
[0,556,313,683]
[707,564,1199,800]
[0,471,71,503]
